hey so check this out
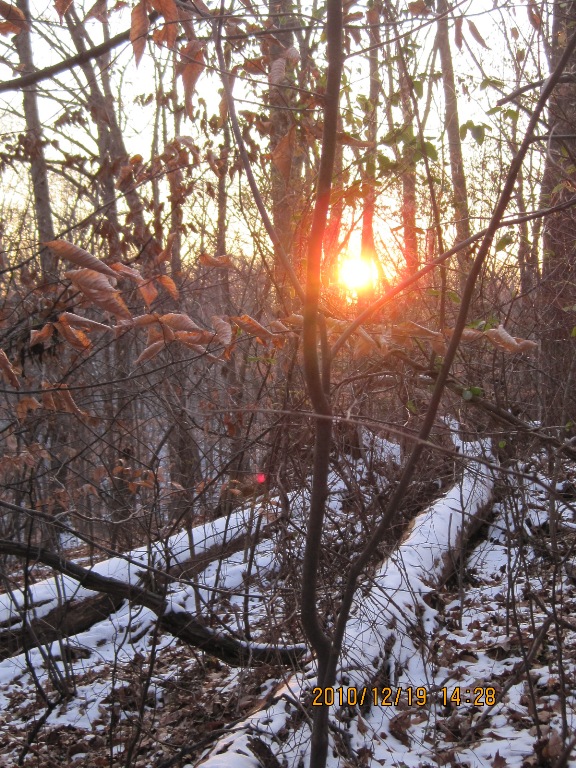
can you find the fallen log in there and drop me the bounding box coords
[0,540,307,667]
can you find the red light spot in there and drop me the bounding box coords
[256,473,266,484]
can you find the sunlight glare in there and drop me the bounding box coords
[338,255,378,295]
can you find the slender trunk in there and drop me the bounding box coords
[437,0,471,287]
[15,0,56,277]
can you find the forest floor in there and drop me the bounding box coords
[0,438,575,768]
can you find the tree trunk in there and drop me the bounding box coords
[436,0,471,288]
[540,2,576,431]
[15,0,56,277]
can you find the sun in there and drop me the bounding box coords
[338,254,378,295]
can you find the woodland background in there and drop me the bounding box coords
[1,0,576,766]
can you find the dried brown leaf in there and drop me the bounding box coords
[16,396,41,421]
[54,0,73,20]
[199,252,233,268]
[160,313,200,332]
[0,0,29,33]
[156,274,179,299]
[0,348,19,388]
[46,239,118,277]
[485,324,520,353]
[454,15,463,50]
[30,324,54,346]
[59,312,109,332]
[54,320,91,350]
[212,315,233,346]
[467,19,489,49]
[231,314,274,340]
[178,40,205,120]
[130,0,150,66]
[135,340,165,366]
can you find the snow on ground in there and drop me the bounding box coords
[0,444,575,767]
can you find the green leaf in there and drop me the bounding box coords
[480,77,505,90]
[470,123,485,145]
[495,233,514,252]
[406,400,418,414]
[447,290,461,304]
[422,140,438,161]
[469,386,483,397]
[571,326,576,338]
[498,439,507,449]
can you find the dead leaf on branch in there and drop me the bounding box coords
[54,321,91,351]
[212,315,233,346]
[407,0,430,15]
[58,312,110,333]
[154,232,177,267]
[135,340,165,366]
[160,313,201,332]
[454,15,463,50]
[150,0,178,49]
[231,314,275,342]
[467,19,489,49]
[30,324,54,346]
[156,274,179,299]
[130,0,150,66]
[65,268,131,320]
[0,349,19,389]
[177,40,206,121]
[0,0,29,33]
[199,252,233,268]
[54,0,73,21]
[15,396,41,422]
[45,240,118,278]
[85,0,108,23]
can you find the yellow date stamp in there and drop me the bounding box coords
[311,686,497,708]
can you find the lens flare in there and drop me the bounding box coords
[338,255,377,294]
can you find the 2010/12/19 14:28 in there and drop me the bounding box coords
[310,686,497,707]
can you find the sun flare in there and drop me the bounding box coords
[338,255,378,294]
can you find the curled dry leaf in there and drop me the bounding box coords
[444,326,484,343]
[407,0,430,15]
[199,252,233,268]
[130,0,150,66]
[174,329,216,346]
[231,314,274,341]
[454,15,463,50]
[156,274,179,300]
[135,340,165,366]
[467,19,489,49]
[212,315,233,346]
[59,312,110,332]
[0,0,29,33]
[54,0,73,21]
[268,56,286,87]
[110,262,143,282]
[30,323,54,346]
[139,279,159,307]
[150,0,178,49]
[54,321,91,351]
[0,349,19,389]
[46,239,118,278]
[485,324,521,353]
[16,396,42,421]
[52,384,88,418]
[178,40,205,121]
[65,268,131,319]
[160,313,200,332]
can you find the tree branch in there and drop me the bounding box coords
[0,13,159,95]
